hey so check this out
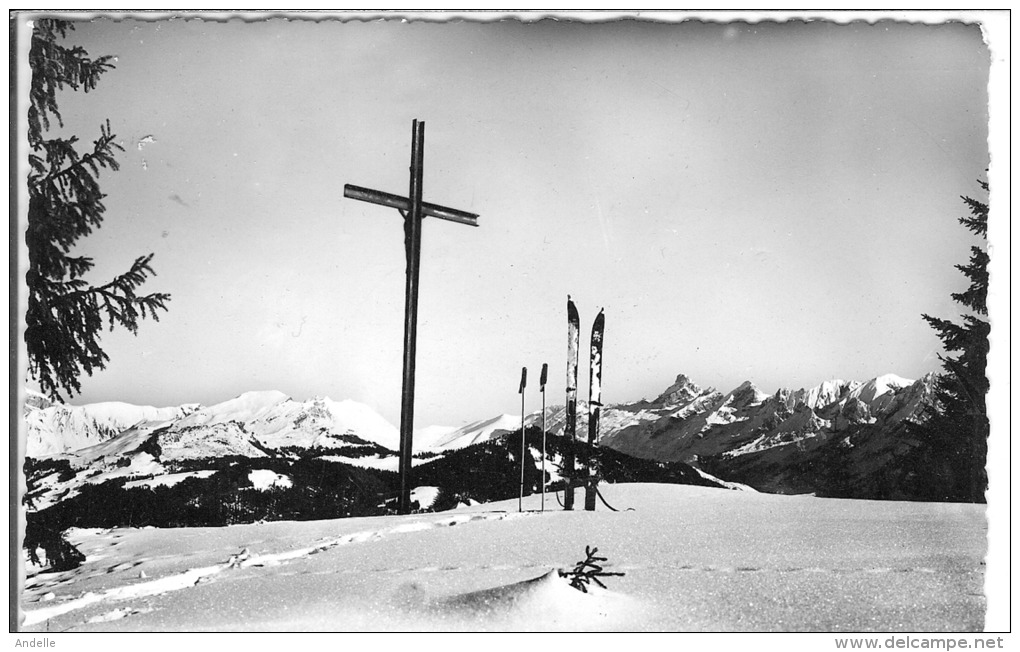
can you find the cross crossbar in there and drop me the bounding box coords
[343,120,478,515]
[344,184,479,227]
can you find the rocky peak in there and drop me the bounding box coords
[839,397,872,424]
[772,387,792,406]
[727,381,768,409]
[652,373,705,406]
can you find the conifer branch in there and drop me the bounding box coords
[906,178,989,503]
[25,19,170,402]
[560,545,625,593]
[30,121,122,190]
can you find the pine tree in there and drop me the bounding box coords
[905,180,989,503]
[26,19,170,401]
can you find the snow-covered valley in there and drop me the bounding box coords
[20,484,985,632]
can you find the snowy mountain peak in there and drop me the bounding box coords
[231,389,293,408]
[177,390,291,428]
[194,394,400,451]
[315,397,400,449]
[652,373,705,406]
[874,373,914,390]
[791,379,859,410]
[25,390,402,459]
[850,374,915,405]
[725,381,768,409]
[26,399,200,458]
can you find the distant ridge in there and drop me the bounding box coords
[24,370,937,499]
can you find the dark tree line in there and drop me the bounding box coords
[25,457,396,570]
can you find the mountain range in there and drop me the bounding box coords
[23,370,936,503]
[25,389,399,459]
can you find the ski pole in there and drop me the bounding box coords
[519,366,527,513]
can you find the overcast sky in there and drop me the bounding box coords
[18,12,996,428]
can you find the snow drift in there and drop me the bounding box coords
[19,484,985,632]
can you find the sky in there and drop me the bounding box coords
[16,12,998,429]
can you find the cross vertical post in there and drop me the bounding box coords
[344,120,479,515]
[398,119,426,515]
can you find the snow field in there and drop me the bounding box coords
[20,484,985,632]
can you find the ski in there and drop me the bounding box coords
[540,362,548,512]
[564,296,580,510]
[585,309,605,511]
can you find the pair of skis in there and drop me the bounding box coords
[564,296,604,511]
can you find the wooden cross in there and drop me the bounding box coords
[344,120,479,515]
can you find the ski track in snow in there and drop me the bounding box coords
[22,510,539,628]
[20,485,985,632]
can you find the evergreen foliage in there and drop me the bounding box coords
[23,519,85,572]
[541,429,721,490]
[560,545,624,593]
[416,427,722,511]
[25,457,394,539]
[26,19,170,401]
[906,180,990,503]
[413,432,541,509]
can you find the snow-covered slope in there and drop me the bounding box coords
[174,390,288,427]
[20,484,986,632]
[431,414,523,450]
[26,391,400,459]
[785,378,860,410]
[24,391,404,509]
[413,425,460,451]
[845,373,916,412]
[157,391,400,452]
[26,399,199,457]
